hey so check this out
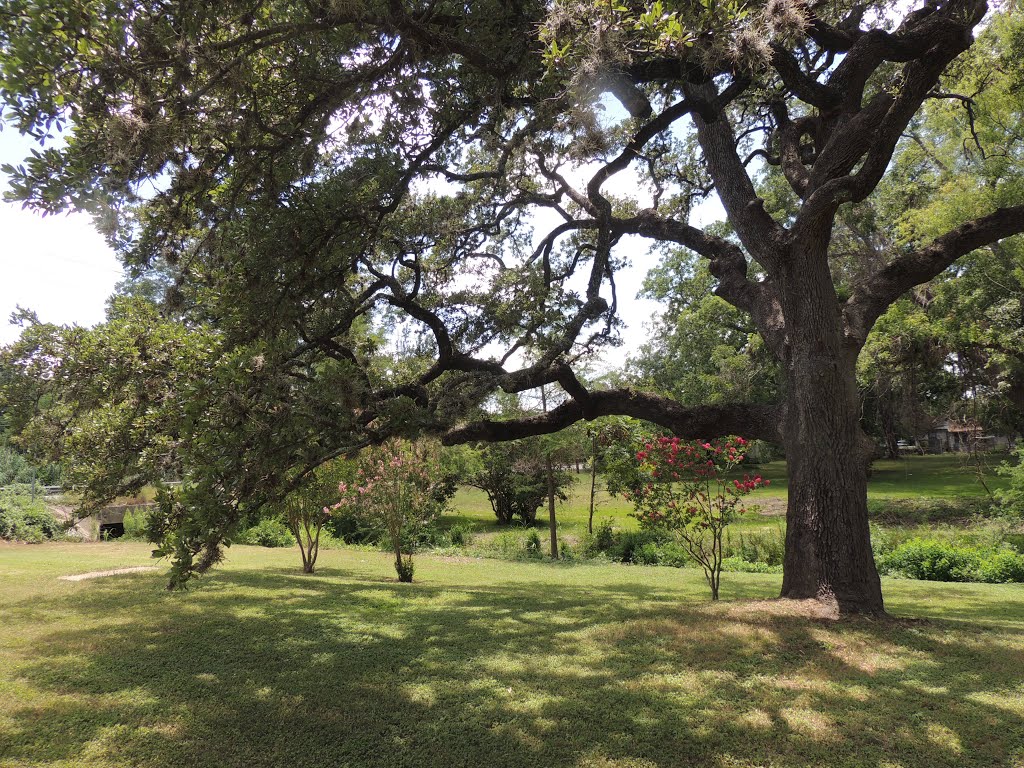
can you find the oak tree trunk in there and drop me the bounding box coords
[777,237,885,615]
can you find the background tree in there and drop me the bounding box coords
[282,458,356,574]
[628,246,779,407]
[2,0,1023,611]
[468,438,573,527]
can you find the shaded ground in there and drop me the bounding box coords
[1,543,1023,767]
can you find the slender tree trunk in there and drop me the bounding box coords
[778,238,885,615]
[588,434,598,535]
[541,384,558,559]
[546,456,558,559]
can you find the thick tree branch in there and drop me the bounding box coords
[685,80,785,270]
[587,98,695,206]
[443,388,781,444]
[769,44,841,110]
[845,205,1024,343]
[613,211,787,356]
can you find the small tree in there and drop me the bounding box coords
[286,495,327,574]
[625,436,766,600]
[261,459,356,573]
[331,440,448,582]
[468,440,572,528]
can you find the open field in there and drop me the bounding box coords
[1,542,1023,768]
[446,452,1014,536]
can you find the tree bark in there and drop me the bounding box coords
[777,236,884,614]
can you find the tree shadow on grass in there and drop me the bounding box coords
[3,568,1023,768]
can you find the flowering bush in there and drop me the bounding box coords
[626,435,766,600]
[330,439,448,582]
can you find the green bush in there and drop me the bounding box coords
[238,518,295,548]
[632,542,660,565]
[878,539,981,582]
[724,528,785,567]
[996,446,1024,519]
[471,529,546,561]
[720,556,783,574]
[877,537,1024,584]
[446,523,472,547]
[657,542,691,568]
[868,496,992,525]
[524,529,542,556]
[592,519,616,551]
[610,530,662,563]
[121,506,153,541]
[976,549,1024,583]
[0,487,60,542]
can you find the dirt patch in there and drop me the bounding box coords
[435,554,483,564]
[59,566,160,582]
[751,497,787,516]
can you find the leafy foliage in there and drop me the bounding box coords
[467,439,573,526]
[0,486,60,542]
[330,440,453,582]
[996,447,1024,520]
[0,298,219,511]
[1,0,1022,609]
[878,538,1024,584]
[237,518,294,549]
[624,436,766,599]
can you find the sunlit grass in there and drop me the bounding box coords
[1,542,1022,768]
[446,453,1012,537]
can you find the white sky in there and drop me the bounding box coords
[0,128,123,344]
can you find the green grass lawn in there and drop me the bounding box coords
[2,542,1023,768]
[446,452,1013,536]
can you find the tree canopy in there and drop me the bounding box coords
[2,0,1023,610]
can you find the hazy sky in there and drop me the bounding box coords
[0,128,123,344]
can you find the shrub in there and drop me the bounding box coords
[471,529,546,561]
[122,506,153,541]
[592,518,616,552]
[609,529,652,563]
[627,436,766,599]
[632,542,661,565]
[868,496,992,525]
[653,541,690,568]
[996,446,1024,520]
[446,522,472,547]
[724,528,786,567]
[331,439,453,582]
[238,518,294,548]
[0,487,60,542]
[878,539,980,582]
[395,557,415,582]
[721,556,783,574]
[524,529,542,556]
[976,549,1024,583]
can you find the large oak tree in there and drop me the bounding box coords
[2,0,1023,611]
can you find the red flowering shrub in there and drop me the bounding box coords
[627,435,766,600]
